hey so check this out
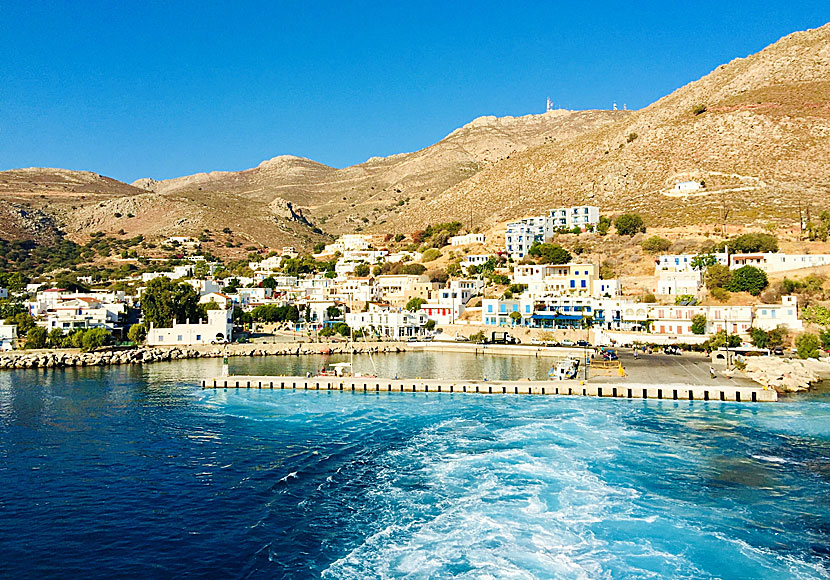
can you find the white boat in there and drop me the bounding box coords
[549,357,580,380]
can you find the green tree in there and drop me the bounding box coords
[820,328,830,350]
[48,328,64,348]
[528,243,572,265]
[727,266,768,296]
[613,213,646,236]
[723,233,778,253]
[796,333,821,359]
[690,253,718,271]
[313,242,327,254]
[25,326,47,349]
[81,328,111,352]
[128,323,147,344]
[262,276,278,289]
[596,216,612,236]
[705,263,732,289]
[326,305,342,319]
[405,297,426,312]
[140,277,203,328]
[6,312,36,334]
[641,236,672,254]
[424,319,436,331]
[509,311,522,325]
[354,263,370,277]
[691,314,707,335]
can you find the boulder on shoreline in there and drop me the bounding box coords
[742,356,830,393]
[0,342,407,371]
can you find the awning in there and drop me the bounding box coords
[531,314,583,321]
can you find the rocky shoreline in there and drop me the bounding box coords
[741,356,830,393]
[0,342,408,370]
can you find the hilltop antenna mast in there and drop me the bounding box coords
[546,97,554,112]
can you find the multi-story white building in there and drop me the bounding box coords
[505,216,551,260]
[655,271,703,297]
[505,206,599,259]
[514,263,597,297]
[547,205,599,229]
[345,303,428,339]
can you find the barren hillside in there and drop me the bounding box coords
[387,23,830,233]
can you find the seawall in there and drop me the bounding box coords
[0,342,408,370]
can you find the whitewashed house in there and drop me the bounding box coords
[0,325,18,351]
[450,233,485,246]
[147,308,233,346]
[753,296,803,331]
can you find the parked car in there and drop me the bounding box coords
[576,340,591,347]
[772,347,784,356]
[602,350,619,361]
[560,339,575,347]
[663,346,681,355]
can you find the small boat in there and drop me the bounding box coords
[549,357,580,380]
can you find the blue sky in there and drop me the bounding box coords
[1,1,827,182]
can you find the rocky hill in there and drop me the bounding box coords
[0,109,620,251]
[386,23,830,232]
[1,23,827,252]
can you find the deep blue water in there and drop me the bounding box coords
[1,354,829,579]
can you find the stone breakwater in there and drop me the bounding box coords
[742,356,830,393]
[0,342,408,370]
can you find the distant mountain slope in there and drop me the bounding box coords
[0,109,618,251]
[387,23,830,232]
[131,109,624,237]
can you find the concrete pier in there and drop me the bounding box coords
[201,375,778,402]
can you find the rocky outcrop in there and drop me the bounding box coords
[0,343,407,370]
[742,356,830,393]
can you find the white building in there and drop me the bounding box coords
[513,263,597,297]
[141,265,193,282]
[505,216,550,260]
[730,253,830,273]
[461,254,491,269]
[656,253,729,273]
[0,325,18,351]
[450,233,485,246]
[345,303,428,339]
[753,296,803,331]
[147,308,233,346]
[674,181,703,193]
[656,271,703,297]
[38,297,126,334]
[546,205,600,230]
[198,292,232,309]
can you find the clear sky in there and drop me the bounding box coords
[1,1,827,183]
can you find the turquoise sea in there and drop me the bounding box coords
[1,353,828,579]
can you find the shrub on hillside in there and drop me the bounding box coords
[710,287,731,302]
[614,213,646,236]
[421,248,441,262]
[705,264,732,289]
[641,236,672,254]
